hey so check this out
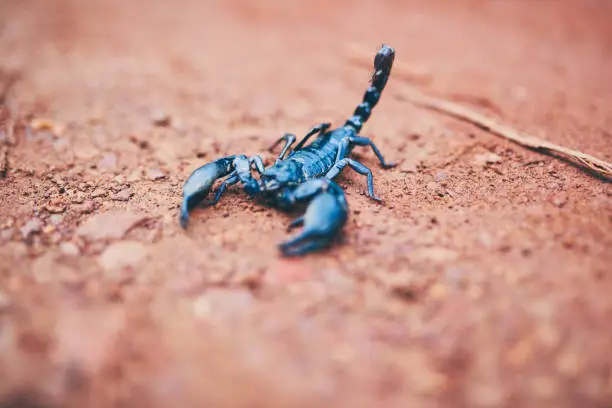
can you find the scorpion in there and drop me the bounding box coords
[179,44,396,256]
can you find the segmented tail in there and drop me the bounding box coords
[344,44,395,133]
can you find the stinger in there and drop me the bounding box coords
[344,44,395,133]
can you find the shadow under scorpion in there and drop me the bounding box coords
[180,44,397,256]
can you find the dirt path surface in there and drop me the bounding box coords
[1,0,611,407]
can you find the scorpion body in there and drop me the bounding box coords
[180,44,396,256]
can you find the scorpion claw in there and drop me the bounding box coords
[179,201,191,229]
[279,181,348,257]
[179,157,237,228]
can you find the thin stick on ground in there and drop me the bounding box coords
[0,70,20,178]
[0,118,14,178]
[396,89,612,180]
[346,46,612,181]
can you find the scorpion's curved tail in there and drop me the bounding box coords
[344,44,395,134]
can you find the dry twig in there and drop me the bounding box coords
[346,47,612,181]
[0,133,10,178]
[396,89,612,180]
[0,70,21,178]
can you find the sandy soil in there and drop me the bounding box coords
[1,0,611,407]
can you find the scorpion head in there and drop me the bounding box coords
[259,161,304,193]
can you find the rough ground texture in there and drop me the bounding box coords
[1,0,611,407]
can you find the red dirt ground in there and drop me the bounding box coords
[1,0,611,407]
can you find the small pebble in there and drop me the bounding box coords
[473,152,503,166]
[435,171,448,182]
[59,242,80,257]
[130,135,150,149]
[112,190,133,202]
[44,201,66,214]
[90,189,107,198]
[151,109,171,127]
[76,210,148,241]
[149,168,166,180]
[1,218,14,228]
[550,192,568,208]
[88,109,105,124]
[73,201,95,214]
[110,184,125,193]
[52,175,66,186]
[20,218,42,239]
[400,161,418,174]
[374,224,388,235]
[30,117,66,137]
[422,174,434,183]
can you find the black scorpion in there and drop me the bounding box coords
[179,44,396,256]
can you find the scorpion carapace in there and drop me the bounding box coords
[180,44,396,256]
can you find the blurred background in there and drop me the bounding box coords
[0,1,611,407]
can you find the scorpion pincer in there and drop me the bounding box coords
[179,44,396,256]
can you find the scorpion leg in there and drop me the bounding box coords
[333,137,350,162]
[249,155,265,174]
[278,179,349,257]
[268,122,330,160]
[293,122,331,151]
[268,133,297,162]
[325,158,382,202]
[349,136,397,168]
[211,173,239,205]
